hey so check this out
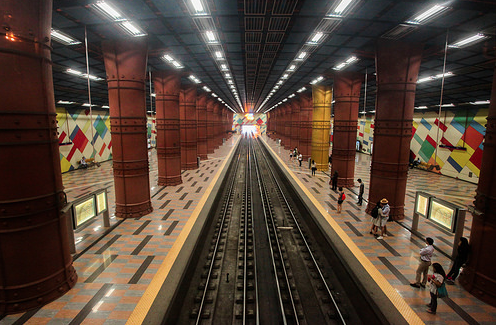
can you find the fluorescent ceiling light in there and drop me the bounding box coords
[220,64,228,71]
[329,0,354,17]
[188,75,201,84]
[470,100,490,105]
[288,94,295,98]
[333,56,358,70]
[206,31,216,42]
[212,93,218,97]
[406,4,450,25]
[82,103,97,107]
[119,21,146,37]
[310,76,324,85]
[102,105,110,108]
[225,73,231,78]
[310,32,324,43]
[277,80,283,85]
[448,33,487,48]
[417,72,454,83]
[297,52,307,60]
[172,61,183,69]
[215,51,223,59]
[282,98,288,102]
[415,106,428,109]
[288,65,296,71]
[440,103,455,107]
[93,1,125,21]
[51,29,81,45]
[57,100,75,104]
[163,54,174,62]
[191,0,204,13]
[66,68,82,76]
[297,87,306,93]
[282,74,289,79]
[151,93,156,97]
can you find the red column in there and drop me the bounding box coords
[279,106,287,147]
[103,39,153,218]
[366,40,423,220]
[228,111,233,137]
[460,65,496,306]
[290,100,300,150]
[180,85,198,170]
[284,104,292,150]
[331,71,363,188]
[0,0,77,313]
[213,102,221,149]
[206,98,215,153]
[153,71,182,186]
[299,93,313,160]
[197,93,208,160]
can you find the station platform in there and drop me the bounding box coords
[1,134,495,325]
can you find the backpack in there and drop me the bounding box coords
[371,205,379,218]
[340,193,346,201]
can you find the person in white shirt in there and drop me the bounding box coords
[411,237,434,288]
[298,153,303,167]
[80,156,88,169]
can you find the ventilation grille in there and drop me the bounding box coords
[245,17,264,31]
[245,0,267,15]
[193,17,215,31]
[266,32,284,43]
[268,17,290,31]
[315,18,342,33]
[245,32,263,43]
[272,0,298,15]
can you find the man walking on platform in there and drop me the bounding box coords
[357,179,364,206]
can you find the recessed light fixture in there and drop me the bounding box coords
[297,87,307,93]
[297,52,307,60]
[215,51,223,59]
[57,100,76,105]
[203,86,211,92]
[288,65,296,71]
[119,21,146,37]
[188,75,201,84]
[206,31,216,42]
[91,1,147,37]
[448,33,488,48]
[310,32,324,44]
[415,106,428,109]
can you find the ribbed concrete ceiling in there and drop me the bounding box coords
[50,0,496,113]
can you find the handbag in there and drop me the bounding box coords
[438,281,448,298]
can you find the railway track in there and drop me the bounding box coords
[169,138,382,324]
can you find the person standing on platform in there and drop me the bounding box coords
[446,237,470,284]
[411,237,434,288]
[331,171,339,190]
[426,262,446,314]
[376,198,389,239]
[337,187,346,213]
[357,179,364,206]
[298,153,303,167]
[311,160,317,176]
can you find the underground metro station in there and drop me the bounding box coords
[1,0,496,324]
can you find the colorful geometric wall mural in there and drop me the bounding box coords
[147,116,156,148]
[57,107,112,173]
[233,113,267,134]
[356,108,488,184]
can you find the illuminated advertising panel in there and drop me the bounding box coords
[96,191,107,214]
[429,199,457,232]
[73,197,96,228]
[415,192,430,218]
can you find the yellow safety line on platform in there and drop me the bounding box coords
[126,136,241,325]
[260,137,425,325]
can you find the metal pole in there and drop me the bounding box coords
[434,29,449,165]
[84,26,97,161]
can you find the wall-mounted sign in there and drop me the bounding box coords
[429,199,457,232]
[73,197,96,228]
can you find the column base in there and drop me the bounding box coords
[0,265,77,315]
[181,164,198,170]
[460,269,496,307]
[158,177,182,187]
[199,154,208,160]
[116,202,153,219]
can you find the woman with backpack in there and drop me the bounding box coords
[370,200,381,235]
[337,187,346,213]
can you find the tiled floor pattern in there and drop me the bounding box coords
[0,138,238,325]
[264,136,496,325]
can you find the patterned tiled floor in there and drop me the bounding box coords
[2,134,495,325]
[0,137,238,325]
[264,135,496,325]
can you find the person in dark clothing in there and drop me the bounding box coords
[331,171,338,190]
[357,178,364,206]
[328,154,332,167]
[446,237,470,284]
